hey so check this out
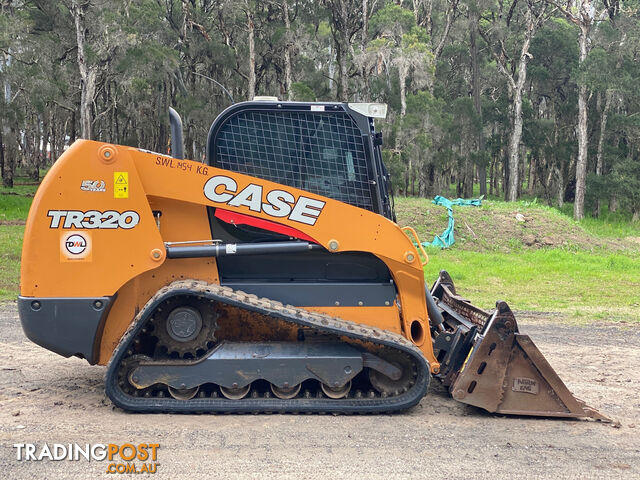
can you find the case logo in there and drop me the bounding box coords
[203,175,325,226]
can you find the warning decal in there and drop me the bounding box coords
[114,172,129,198]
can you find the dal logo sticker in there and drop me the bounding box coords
[61,231,92,262]
[65,234,87,254]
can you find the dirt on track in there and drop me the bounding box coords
[0,302,638,480]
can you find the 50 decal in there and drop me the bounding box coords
[203,176,325,226]
[48,210,140,229]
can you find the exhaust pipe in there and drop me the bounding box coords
[169,107,184,160]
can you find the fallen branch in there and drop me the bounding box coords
[464,221,477,239]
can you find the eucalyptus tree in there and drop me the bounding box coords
[546,0,613,219]
[1,0,639,223]
[527,18,578,205]
[479,0,554,201]
[321,0,363,100]
[369,4,434,194]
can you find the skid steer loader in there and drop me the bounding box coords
[18,99,607,419]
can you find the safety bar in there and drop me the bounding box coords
[401,226,429,266]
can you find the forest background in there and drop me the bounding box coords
[0,0,639,221]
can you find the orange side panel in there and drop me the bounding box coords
[20,142,163,297]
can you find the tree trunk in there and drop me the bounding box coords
[528,151,536,195]
[0,128,4,182]
[518,144,527,197]
[328,43,335,93]
[70,110,77,143]
[336,41,348,101]
[399,61,408,117]
[555,166,563,208]
[360,0,370,101]
[247,9,256,99]
[409,155,415,195]
[72,0,96,140]
[489,157,494,196]
[425,0,433,35]
[50,109,57,162]
[593,89,613,217]
[480,5,543,201]
[505,24,532,202]
[31,114,42,180]
[412,0,420,23]
[2,126,16,188]
[433,0,459,60]
[283,0,293,100]
[331,0,351,102]
[573,24,589,220]
[403,154,409,195]
[463,158,473,198]
[470,16,485,196]
[507,85,524,201]
[42,109,50,169]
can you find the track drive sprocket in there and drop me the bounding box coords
[150,295,218,358]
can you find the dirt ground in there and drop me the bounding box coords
[0,302,638,479]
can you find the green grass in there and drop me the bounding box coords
[0,225,23,300]
[556,202,640,238]
[0,183,39,195]
[396,195,640,322]
[0,174,39,299]
[0,194,33,222]
[423,249,640,323]
[0,181,38,222]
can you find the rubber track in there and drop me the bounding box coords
[105,280,431,413]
